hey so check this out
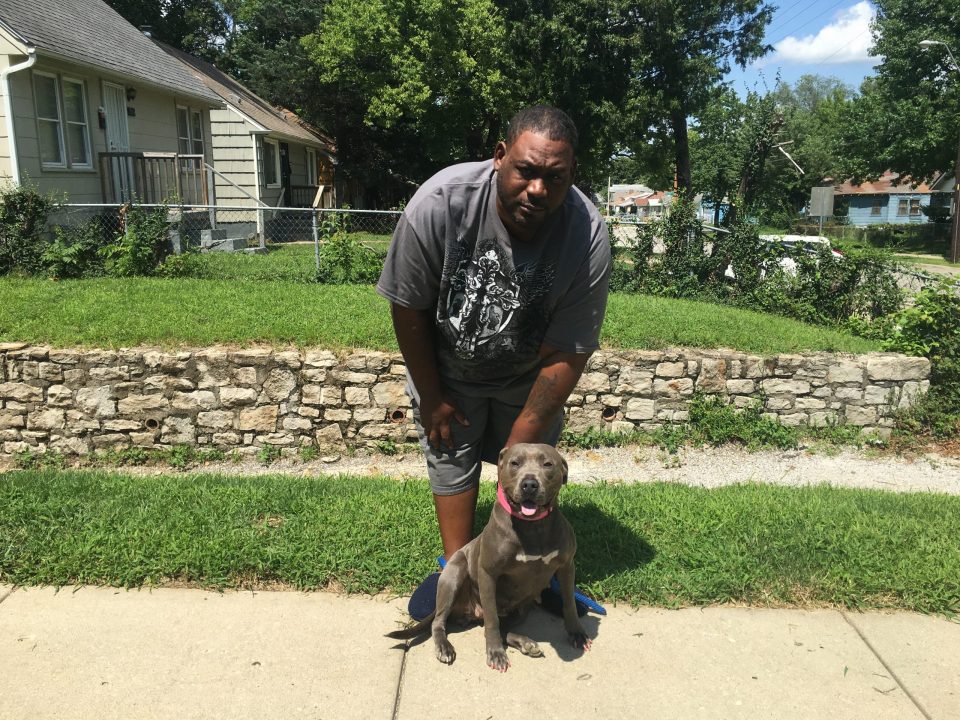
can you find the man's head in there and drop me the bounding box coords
[493,106,578,241]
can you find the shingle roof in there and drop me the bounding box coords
[158,42,335,152]
[833,171,945,195]
[0,0,220,105]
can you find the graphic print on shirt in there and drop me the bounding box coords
[439,235,555,367]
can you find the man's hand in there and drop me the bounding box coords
[419,395,470,450]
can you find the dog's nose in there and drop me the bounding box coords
[521,476,540,497]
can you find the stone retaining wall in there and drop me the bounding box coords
[0,343,931,457]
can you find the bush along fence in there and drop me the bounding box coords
[0,344,930,458]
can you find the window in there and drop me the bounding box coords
[263,138,280,187]
[34,72,65,166]
[62,79,91,166]
[175,106,205,156]
[897,198,922,216]
[870,197,883,215]
[306,147,318,186]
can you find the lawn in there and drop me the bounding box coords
[0,275,880,354]
[1,470,957,614]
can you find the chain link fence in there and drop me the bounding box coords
[50,203,401,254]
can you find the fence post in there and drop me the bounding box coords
[312,209,321,274]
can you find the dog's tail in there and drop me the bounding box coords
[386,612,436,640]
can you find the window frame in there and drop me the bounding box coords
[306,147,318,186]
[33,70,67,168]
[61,76,92,168]
[176,105,191,155]
[870,197,883,216]
[263,137,281,188]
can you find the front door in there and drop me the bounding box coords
[279,142,291,206]
[103,82,132,201]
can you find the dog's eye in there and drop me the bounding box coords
[509,460,520,467]
[543,461,553,468]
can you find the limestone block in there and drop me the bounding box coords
[615,367,654,395]
[765,397,793,411]
[219,387,258,407]
[197,368,230,389]
[844,405,877,426]
[89,366,128,383]
[794,397,827,411]
[282,416,314,431]
[760,379,811,396]
[610,420,636,434]
[624,398,655,420]
[257,432,297,446]
[600,394,622,407]
[130,432,158,447]
[372,381,410,408]
[298,406,321,418]
[653,378,694,398]
[47,385,73,406]
[212,432,241,445]
[198,411,234,429]
[324,409,352,423]
[363,352,392,372]
[808,411,839,428]
[304,350,338,368]
[102,419,143,432]
[171,391,217,412]
[28,409,65,431]
[0,382,42,402]
[726,379,756,394]
[263,368,297,400]
[38,362,63,381]
[778,413,809,427]
[826,361,864,384]
[65,410,102,431]
[866,355,930,381]
[863,386,894,406]
[331,370,377,385]
[731,395,757,409]
[63,369,85,386]
[389,364,406,376]
[239,405,278,432]
[576,372,611,394]
[232,367,258,385]
[345,387,370,406]
[897,381,927,409]
[302,369,328,383]
[49,436,90,455]
[696,358,727,392]
[353,407,386,423]
[656,362,685,378]
[315,424,344,446]
[91,434,130,449]
[0,410,26,429]
[47,349,81,364]
[834,386,863,401]
[742,358,769,379]
[20,362,39,380]
[161,416,196,444]
[656,409,689,422]
[229,348,273,366]
[117,394,169,414]
[144,374,195,393]
[274,350,302,368]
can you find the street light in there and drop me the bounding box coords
[920,39,960,263]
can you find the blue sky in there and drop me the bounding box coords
[726,1,879,95]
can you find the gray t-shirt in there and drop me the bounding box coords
[377,159,611,391]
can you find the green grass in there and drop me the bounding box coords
[0,278,880,354]
[1,470,957,613]
[893,253,960,269]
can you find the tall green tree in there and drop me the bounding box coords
[622,0,774,194]
[105,0,229,58]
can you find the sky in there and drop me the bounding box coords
[725,0,880,95]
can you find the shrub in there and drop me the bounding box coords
[41,220,108,278]
[100,205,172,277]
[0,184,56,274]
[314,215,384,284]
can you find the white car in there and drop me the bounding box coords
[725,234,843,280]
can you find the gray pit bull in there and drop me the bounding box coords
[387,442,591,672]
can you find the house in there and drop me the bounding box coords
[0,0,223,204]
[832,171,952,226]
[157,43,337,212]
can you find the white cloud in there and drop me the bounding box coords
[768,2,876,65]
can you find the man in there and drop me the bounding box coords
[376,105,611,618]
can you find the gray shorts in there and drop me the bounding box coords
[409,382,563,496]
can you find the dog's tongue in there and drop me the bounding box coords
[520,501,538,516]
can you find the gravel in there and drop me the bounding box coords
[116,444,960,496]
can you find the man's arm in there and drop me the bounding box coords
[504,344,591,447]
[391,303,468,449]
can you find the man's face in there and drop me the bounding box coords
[493,130,576,241]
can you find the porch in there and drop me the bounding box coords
[99,152,210,205]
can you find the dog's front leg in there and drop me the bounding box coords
[556,560,591,650]
[477,565,509,671]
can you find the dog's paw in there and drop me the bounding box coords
[486,647,510,672]
[436,639,456,664]
[569,631,592,651]
[519,638,543,657]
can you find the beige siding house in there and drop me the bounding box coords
[159,44,337,213]
[0,0,222,204]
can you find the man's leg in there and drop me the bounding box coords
[434,486,479,560]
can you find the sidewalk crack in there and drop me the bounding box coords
[390,641,410,720]
[842,611,933,720]
[0,586,17,605]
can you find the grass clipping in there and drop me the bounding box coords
[1,470,958,615]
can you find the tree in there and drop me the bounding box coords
[105,0,229,58]
[621,0,774,195]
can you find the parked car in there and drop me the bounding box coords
[725,234,843,280]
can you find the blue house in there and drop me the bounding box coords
[833,171,951,226]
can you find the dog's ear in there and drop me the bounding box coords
[554,450,569,485]
[498,446,509,469]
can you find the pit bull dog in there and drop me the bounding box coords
[387,442,591,671]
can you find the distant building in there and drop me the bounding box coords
[833,171,951,226]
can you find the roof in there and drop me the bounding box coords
[158,42,335,153]
[833,171,947,196]
[0,0,220,105]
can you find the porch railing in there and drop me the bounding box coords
[99,152,208,205]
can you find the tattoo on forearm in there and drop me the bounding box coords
[527,372,561,420]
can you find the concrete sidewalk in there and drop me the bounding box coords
[0,584,957,720]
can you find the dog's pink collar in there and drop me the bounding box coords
[496,482,553,521]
